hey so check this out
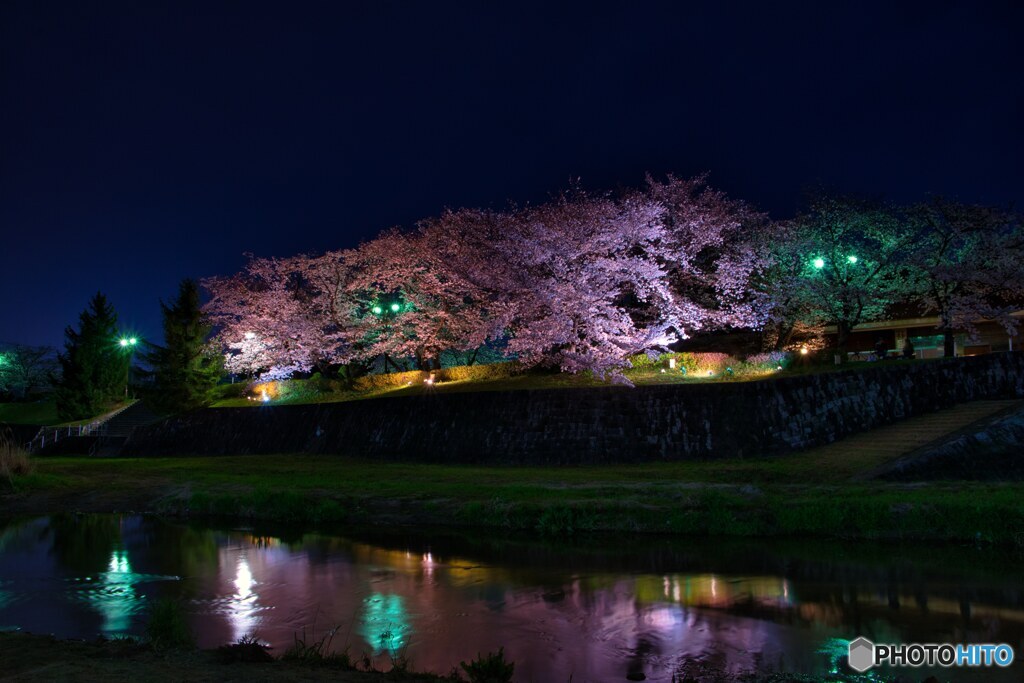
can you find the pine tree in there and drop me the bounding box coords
[53,293,129,420]
[144,279,223,413]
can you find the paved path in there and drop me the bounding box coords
[805,399,1023,479]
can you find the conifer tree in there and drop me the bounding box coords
[144,279,223,413]
[53,293,128,420]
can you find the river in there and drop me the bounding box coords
[0,514,1021,681]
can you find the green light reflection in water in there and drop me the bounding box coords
[87,549,142,634]
[359,593,411,654]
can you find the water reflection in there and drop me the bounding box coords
[0,515,1022,681]
[229,557,257,641]
[360,593,411,654]
[92,549,137,633]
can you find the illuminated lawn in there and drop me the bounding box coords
[209,358,931,408]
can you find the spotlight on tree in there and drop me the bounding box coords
[812,258,825,269]
[847,255,858,264]
[390,303,401,312]
[372,305,383,315]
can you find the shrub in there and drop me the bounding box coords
[212,382,247,400]
[353,369,428,391]
[0,428,32,489]
[626,352,659,369]
[146,598,195,650]
[353,362,523,391]
[675,352,731,376]
[460,647,515,683]
[740,351,792,374]
[440,362,522,382]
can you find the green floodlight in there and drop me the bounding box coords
[847,255,858,264]
[812,258,825,269]
[390,303,401,313]
[129,337,137,345]
[119,338,130,347]
[372,305,383,315]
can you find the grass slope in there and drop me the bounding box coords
[8,403,1023,545]
[211,358,929,408]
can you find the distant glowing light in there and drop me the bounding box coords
[660,368,666,374]
[244,331,256,340]
[118,337,138,347]
[847,255,858,264]
[800,346,809,356]
[372,305,383,315]
[128,337,137,345]
[776,365,783,371]
[261,389,270,402]
[812,258,825,269]
[390,303,401,312]
[119,338,129,347]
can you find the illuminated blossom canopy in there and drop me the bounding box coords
[204,175,763,381]
[203,178,1024,379]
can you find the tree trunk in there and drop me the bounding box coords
[943,328,956,358]
[467,348,479,366]
[836,320,852,362]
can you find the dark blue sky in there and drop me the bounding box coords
[2,1,1022,347]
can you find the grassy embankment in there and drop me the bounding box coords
[4,357,1017,544]
[8,406,1023,545]
[208,355,927,408]
[0,398,132,426]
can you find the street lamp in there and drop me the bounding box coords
[119,336,138,398]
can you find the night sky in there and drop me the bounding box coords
[2,1,1022,347]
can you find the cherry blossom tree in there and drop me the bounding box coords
[907,199,1024,356]
[203,175,768,382]
[641,174,768,335]
[203,254,350,380]
[342,227,498,371]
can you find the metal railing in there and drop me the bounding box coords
[26,401,137,452]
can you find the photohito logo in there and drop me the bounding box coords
[848,637,1014,672]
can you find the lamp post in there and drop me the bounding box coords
[119,336,138,399]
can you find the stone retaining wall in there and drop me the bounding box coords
[122,352,1024,464]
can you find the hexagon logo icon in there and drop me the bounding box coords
[848,637,875,673]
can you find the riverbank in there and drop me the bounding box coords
[0,632,449,682]
[0,631,918,683]
[5,444,1023,545]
